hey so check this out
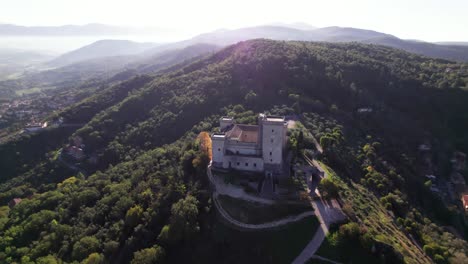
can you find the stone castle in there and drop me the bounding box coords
[211,113,287,176]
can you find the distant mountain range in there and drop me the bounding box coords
[138,25,468,62]
[2,23,468,66]
[0,23,160,36]
[435,41,468,46]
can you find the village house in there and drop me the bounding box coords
[462,194,468,211]
[8,198,22,208]
[23,121,48,133]
[211,113,288,177]
[66,146,85,160]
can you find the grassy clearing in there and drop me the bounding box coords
[213,215,319,264]
[317,161,431,264]
[15,86,56,96]
[218,194,312,224]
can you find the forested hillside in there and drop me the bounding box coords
[1,39,468,263]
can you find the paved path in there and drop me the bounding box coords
[213,192,315,230]
[292,197,345,264]
[292,157,346,264]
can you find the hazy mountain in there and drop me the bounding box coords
[268,22,317,31]
[0,49,57,80]
[149,25,468,62]
[47,40,159,67]
[0,49,56,65]
[311,26,396,42]
[189,26,311,45]
[132,43,220,74]
[435,41,468,46]
[153,25,395,49]
[0,23,158,36]
[3,22,468,62]
[363,36,468,61]
[0,43,219,97]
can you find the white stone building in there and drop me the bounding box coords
[211,113,288,176]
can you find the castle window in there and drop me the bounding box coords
[237,162,240,166]
[272,129,274,132]
[271,139,273,143]
[270,159,273,162]
[218,148,221,151]
[254,163,257,167]
[245,162,248,166]
[270,152,272,156]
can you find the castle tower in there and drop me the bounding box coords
[260,114,287,172]
[211,133,226,167]
[219,117,234,131]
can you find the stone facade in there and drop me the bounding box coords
[211,114,287,175]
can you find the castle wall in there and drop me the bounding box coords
[225,140,261,156]
[221,155,264,172]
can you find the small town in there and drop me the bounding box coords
[0,93,77,142]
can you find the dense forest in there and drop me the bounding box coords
[1,39,468,263]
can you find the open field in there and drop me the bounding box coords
[15,86,55,96]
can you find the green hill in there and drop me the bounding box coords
[1,39,468,263]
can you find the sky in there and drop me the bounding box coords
[1,0,468,42]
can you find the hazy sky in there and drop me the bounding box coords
[1,0,468,42]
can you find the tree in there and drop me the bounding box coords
[36,255,60,264]
[244,90,257,104]
[125,205,144,228]
[83,253,105,264]
[131,245,165,264]
[317,178,339,199]
[338,222,361,241]
[159,195,200,244]
[72,236,100,260]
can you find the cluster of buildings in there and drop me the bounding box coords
[64,136,85,161]
[0,94,77,140]
[417,141,468,213]
[0,98,49,134]
[46,95,76,110]
[211,113,288,177]
[0,99,37,120]
[450,152,468,210]
[23,121,48,133]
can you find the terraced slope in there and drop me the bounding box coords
[319,162,432,264]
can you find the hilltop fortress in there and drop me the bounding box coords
[211,114,288,176]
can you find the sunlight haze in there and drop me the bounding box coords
[1,0,468,42]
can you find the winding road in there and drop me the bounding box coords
[208,164,316,230]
